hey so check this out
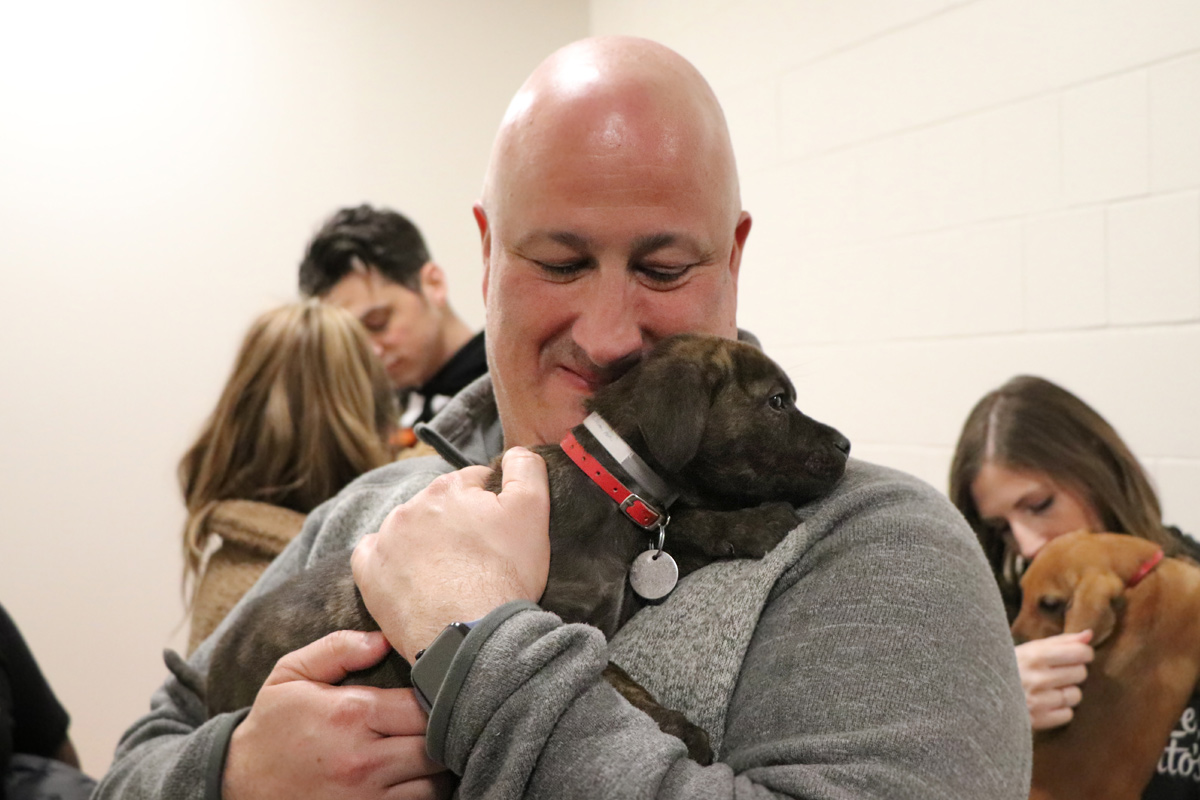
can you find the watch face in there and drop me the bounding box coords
[411,622,471,712]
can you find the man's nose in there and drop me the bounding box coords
[571,271,645,367]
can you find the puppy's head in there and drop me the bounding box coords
[1011,531,1163,648]
[586,334,850,506]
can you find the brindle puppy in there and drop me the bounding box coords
[205,333,851,763]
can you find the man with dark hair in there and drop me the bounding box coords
[299,205,486,427]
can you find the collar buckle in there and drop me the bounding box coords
[618,493,668,531]
[560,423,674,533]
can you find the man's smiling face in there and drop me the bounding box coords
[475,50,748,448]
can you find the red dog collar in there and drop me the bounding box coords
[561,431,666,530]
[1127,548,1165,588]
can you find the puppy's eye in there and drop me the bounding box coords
[768,393,787,410]
[1038,597,1066,615]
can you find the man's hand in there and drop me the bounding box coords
[352,446,551,663]
[222,630,452,800]
[1015,630,1094,730]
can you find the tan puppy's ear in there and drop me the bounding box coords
[1097,532,1165,585]
[1065,571,1125,646]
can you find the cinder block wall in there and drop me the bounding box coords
[0,1,588,775]
[592,0,1200,534]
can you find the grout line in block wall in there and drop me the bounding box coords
[780,319,1200,350]
[773,48,1200,167]
[771,0,981,74]
[759,192,1198,260]
[1143,68,1153,202]
[1019,197,1030,334]
[1102,201,1112,326]
[851,442,955,455]
[1148,457,1200,469]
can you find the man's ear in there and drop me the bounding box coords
[1065,571,1124,646]
[474,204,491,302]
[418,261,447,307]
[728,211,751,284]
[633,358,712,473]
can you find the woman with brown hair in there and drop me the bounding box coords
[950,374,1200,797]
[180,300,398,653]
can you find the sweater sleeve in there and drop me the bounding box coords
[93,462,453,800]
[429,466,1031,799]
[91,658,246,800]
[92,502,331,800]
[718,466,1032,797]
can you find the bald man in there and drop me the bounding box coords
[96,37,1029,800]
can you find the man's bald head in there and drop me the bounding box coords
[481,36,741,229]
[474,36,750,448]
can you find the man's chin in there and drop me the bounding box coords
[528,398,591,448]
[501,375,594,448]
[539,410,589,447]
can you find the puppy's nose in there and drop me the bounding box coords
[833,433,851,456]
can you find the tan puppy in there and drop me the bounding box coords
[1012,530,1200,800]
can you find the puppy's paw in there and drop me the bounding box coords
[670,502,799,561]
[656,708,715,765]
[603,661,715,764]
[721,501,799,558]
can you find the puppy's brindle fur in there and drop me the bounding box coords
[206,334,851,763]
[1012,531,1200,800]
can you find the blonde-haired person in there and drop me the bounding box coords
[950,374,1200,797]
[180,300,399,653]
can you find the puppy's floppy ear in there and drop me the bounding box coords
[1065,571,1125,647]
[634,356,713,473]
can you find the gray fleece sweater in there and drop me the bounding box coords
[96,374,1031,799]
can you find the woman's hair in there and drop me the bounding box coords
[949,374,1183,616]
[179,300,397,600]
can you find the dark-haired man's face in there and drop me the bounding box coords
[324,266,449,391]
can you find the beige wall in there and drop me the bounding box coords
[4,0,1198,781]
[593,0,1200,531]
[0,0,587,775]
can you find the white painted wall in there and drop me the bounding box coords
[4,0,1197,781]
[592,0,1200,532]
[0,0,587,775]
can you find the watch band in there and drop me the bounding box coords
[411,620,478,713]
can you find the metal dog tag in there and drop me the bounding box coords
[629,549,679,601]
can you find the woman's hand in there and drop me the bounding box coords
[1015,630,1094,730]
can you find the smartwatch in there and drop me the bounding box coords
[410,621,477,712]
